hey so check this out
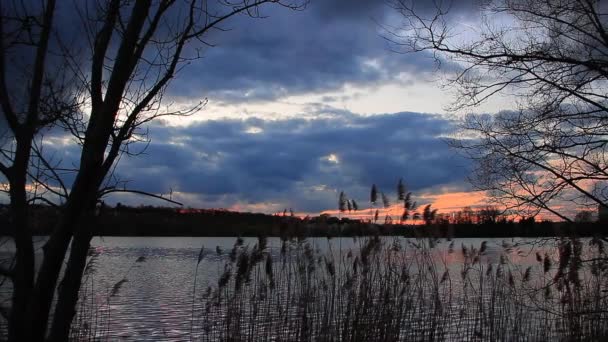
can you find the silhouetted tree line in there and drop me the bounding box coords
[3,204,606,238]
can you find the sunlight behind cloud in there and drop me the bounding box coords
[323,153,340,164]
[311,184,331,192]
[244,126,263,134]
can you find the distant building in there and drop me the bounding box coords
[599,204,608,223]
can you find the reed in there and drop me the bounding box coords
[66,234,608,341]
[69,247,148,341]
[190,235,608,341]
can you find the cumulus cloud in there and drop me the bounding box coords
[4,0,486,213]
[166,0,459,104]
[15,109,474,214]
[94,110,472,212]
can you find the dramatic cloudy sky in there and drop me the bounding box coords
[14,0,517,215]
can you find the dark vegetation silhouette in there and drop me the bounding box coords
[5,203,606,238]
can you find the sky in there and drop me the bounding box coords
[120,0,503,215]
[6,0,515,216]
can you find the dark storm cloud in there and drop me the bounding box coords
[6,0,484,107]
[167,0,482,103]
[10,0,482,212]
[105,111,471,212]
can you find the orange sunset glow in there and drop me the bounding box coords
[318,190,488,221]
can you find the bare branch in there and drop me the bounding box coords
[0,1,19,133]
[99,188,183,206]
[392,0,608,220]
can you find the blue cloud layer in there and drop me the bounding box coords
[106,111,471,212]
[1,0,482,212]
[168,0,456,103]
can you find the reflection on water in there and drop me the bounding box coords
[69,237,552,341]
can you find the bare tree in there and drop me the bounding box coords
[0,0,83,339]
[0,0,306,341]
[387,0,608,221]
[574,210,593,223]
[477,205,502,224]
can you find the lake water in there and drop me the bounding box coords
[0,236,597,341]
[70,236,548,341]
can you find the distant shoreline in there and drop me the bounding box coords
[4,204,606,238]
[21,221,608,239]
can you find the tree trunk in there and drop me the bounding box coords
[27,218,74,341]
[4,0,57,338]
[27,181,94,341]
[7,188,34,342]
[7,137,36,342]
[28,129,108,340]
[48,227,93,341]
